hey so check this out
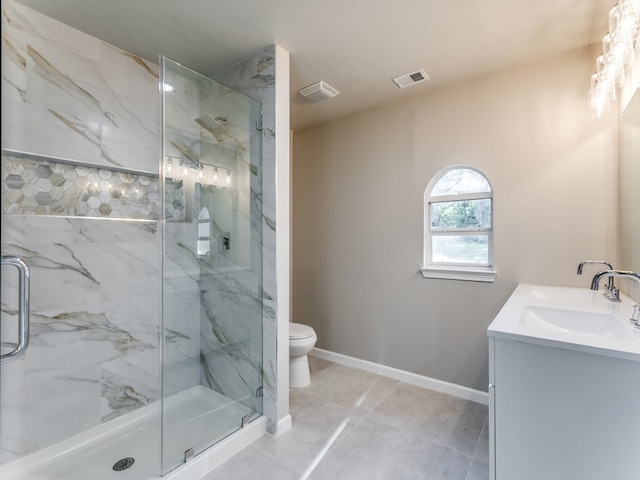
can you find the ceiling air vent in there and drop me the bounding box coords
[392,68,430,88]
[299,81,340,102]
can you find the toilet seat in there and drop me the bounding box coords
[289,322,315,340]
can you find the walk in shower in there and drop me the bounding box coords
[0,2,267,477]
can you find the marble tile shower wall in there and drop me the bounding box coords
[212,48,278,431]
[1,0,280,462]
[162,59,266,411]
[2,2,158,172]
[0,1,167,462]
[198,247,264,415]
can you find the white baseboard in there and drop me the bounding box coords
[311,348,488,406]
[274,414,292,437]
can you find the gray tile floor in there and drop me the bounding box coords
[200,355,489,480]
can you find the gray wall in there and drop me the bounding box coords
[292,45,618,392]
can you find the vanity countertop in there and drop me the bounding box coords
[488,284,640,361]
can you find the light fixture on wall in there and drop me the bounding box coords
[165,156,232,187]
[165,157,174,177]
[589,0,640,117]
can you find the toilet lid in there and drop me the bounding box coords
[289,323,315,340]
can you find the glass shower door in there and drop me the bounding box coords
[160,57,263,474]
[0,155,163,479]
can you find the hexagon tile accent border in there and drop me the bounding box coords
[1,151,160,220]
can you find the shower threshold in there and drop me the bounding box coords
[0,386,264,480]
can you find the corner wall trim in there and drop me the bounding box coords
[311,348,489,406]
[274,414,292,437]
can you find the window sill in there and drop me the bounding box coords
[420,265,496,283]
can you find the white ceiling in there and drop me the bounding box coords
[16,0,614,130]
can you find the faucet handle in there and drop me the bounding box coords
[609,287,620,302]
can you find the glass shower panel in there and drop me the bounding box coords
[161,57,263,474]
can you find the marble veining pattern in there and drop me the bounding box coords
[1,0,280,469]
[199,267,263,414]
[1,215,161,462]
[214,46,279,434]
[2,1,159,173]
[161,56,267,427]
[1,3,167,463]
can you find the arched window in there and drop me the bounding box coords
[421,166,496,282]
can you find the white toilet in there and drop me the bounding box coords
[289,322,317,388]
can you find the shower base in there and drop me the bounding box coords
[0,386,263,480]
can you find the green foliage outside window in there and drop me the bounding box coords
[430,199,491,230]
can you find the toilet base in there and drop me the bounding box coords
[290,354,311,388]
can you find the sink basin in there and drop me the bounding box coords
[520,306,636,342]
[489,284,640,361]
[528,286,600,304]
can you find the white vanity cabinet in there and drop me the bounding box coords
[487,284,640,480]
[488,336,640,480]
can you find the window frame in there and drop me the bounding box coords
[421,166,496,283]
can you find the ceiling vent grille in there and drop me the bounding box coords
[299,81,340,102]
[392,69,430,88]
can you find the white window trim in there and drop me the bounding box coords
[422,166,496,283]
[420,265,496,282]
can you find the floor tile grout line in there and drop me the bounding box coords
[471,415,489,462]
[361,379,403,419]
[265,386,369,475]
[296,397,367,457]
[308,360,338,381]
[364,411,481,462]
[312,409,367,464]
[252,399,367,478]
[292,386,368,417]
[200,356,489,479]
[308,361,488,456]
[361,380,488,461]
[298,361,402,417]
[350,414,477,470]
[248,440,307,476]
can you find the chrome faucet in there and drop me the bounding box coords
[577,260,613,274]
[595,271,640,328]
[590,270,640,311]
[578,260,615,298]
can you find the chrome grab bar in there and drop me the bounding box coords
[1,255,31,364]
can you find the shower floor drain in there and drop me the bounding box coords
[112,457,135,472]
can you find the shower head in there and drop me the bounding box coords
[195,114,228,139]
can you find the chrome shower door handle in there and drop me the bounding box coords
[1,255,31,364]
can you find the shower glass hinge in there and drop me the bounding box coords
[256,386,264,398]
[241,415,250,427]
[184,447,194,463]
[256,116,263,131]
